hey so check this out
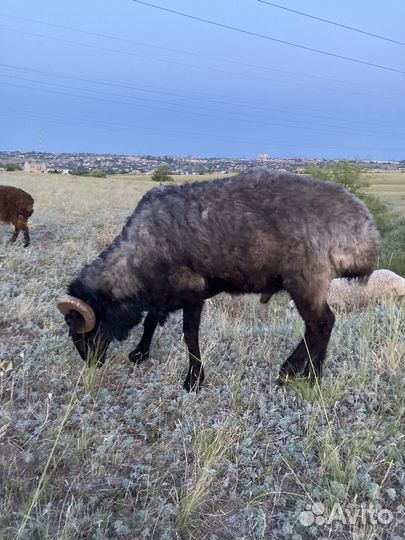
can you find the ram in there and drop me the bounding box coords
[0,185,34,247]
[58,169,378,391]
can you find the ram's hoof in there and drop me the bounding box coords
[183,379,199,392]
[183,373,204,393]
[276,374,288,387]
[129,349,149,364]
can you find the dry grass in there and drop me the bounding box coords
[367,171,405,212]
[0,171,404,540]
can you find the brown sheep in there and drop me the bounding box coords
[0,185,34,247]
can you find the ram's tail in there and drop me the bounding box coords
[330,218,379,282]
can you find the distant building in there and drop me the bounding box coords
[24,161,47,173]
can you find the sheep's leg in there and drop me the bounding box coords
[260,276,283,304]
[21,223,30,247]
[10,216,30,247]
[278,283,335,385]
[183,302,204,392]
[260,293,272,304]
[16,215,31,247]
[304,304,335,382]
[279,304,335,384]
[8,226,20,244]
[129,312,158,364]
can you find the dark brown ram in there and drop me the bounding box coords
[58,169,378,391]
[0,185,34,247]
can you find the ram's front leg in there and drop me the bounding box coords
[182,302,204,392]
[129,312,158,364]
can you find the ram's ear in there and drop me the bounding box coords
[65,310,86,337]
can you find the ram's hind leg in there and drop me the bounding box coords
[20,221,30,247]
[182,302,204,392]
[279,278,335,385]
[9,216,30,247]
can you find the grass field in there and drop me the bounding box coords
[0,171,404,540]
[366,171,405,213]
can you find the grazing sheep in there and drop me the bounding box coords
[57,169,378,391]
[0,185,34,247]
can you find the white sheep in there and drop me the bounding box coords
[327,269,405,310]
[280,269,405,312]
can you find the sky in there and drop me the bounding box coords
[1,0,404,160]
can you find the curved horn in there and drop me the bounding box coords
[57,295,96,333]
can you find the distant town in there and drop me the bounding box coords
[0,150,403,176]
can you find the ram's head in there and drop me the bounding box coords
[57,295,110,365]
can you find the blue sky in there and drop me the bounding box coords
[1,0,404,159]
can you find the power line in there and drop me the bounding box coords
[0,63,399,130]
[0,12,397,91]
[2,26,395,99]
[131,0,405,74]
[257,1,405,46]
[2,76,402,140]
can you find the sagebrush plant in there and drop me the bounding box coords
[0,171,404,540]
